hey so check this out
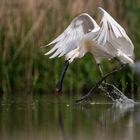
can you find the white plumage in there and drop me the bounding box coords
[45,7,134,66]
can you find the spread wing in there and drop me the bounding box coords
[45,13,98,59]
[93,7,134,58]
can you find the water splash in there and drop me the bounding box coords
[99,82,135,105]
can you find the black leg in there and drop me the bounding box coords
[75,64,125,103]
[56,60,69,92]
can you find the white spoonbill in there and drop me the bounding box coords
[45,7,134,92]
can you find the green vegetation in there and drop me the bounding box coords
[0,0,139,95]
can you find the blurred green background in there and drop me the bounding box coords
[0,0,140,95]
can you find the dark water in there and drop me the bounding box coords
[0,94,140,140]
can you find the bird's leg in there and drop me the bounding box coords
[98,58,125,100]
[97,63,104,78]
[97,63,109,84]
[97,62,114,93]
[56,60,69,92]
[75,64,125,103]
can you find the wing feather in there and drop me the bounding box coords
[94,7,134,58]
[45,13,98,58]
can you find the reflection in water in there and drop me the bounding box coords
[58,109,68,140]
[98,103,134,125]
[0,95,140,140]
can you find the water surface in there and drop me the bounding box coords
[0,94,140,140]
